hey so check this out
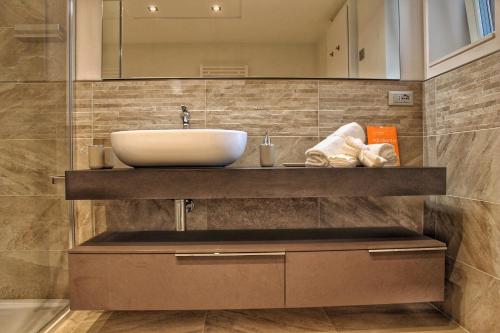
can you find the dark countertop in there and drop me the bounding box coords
[71,227,446,254]
[65,166,446,200]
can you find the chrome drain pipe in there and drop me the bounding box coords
[174,199,194,231]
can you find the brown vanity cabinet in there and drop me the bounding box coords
[70,253,285,310]
[68,229,446,311]
[285,249,445,308]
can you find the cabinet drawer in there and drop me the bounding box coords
[70,252,285,310]
[286,249,445,308]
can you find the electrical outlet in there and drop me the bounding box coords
[388,91,414,106]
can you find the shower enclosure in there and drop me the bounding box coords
[0,0,74,332]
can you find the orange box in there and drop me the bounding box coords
[366,126,400,166]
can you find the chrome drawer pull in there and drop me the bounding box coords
[368,247,447,253]
[175,252,285,257]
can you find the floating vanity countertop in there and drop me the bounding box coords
[65,166,446,200]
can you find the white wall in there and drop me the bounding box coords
[102,0,120,78]
[357,0,387,78]
[76,0,102,80]
[399,0,424,80]
[122,43,318,78]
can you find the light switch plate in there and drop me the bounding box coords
[388,91,414,106]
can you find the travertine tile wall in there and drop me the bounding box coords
[73,79,424,240]
[423,50,500,333]
[0,0,69,298]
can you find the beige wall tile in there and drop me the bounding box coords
[92,80,206,110]
[206,80,318,111]
[436,196,500,279]
[0,139,59,196]
[207,110,318,136]
[0,0,69,301]
[435,51,500,135]
[95,200,176,232]
[319,80,423,137]
[75,200,94,245]
[319,197,423,232]
[0,28,46,82]
[0,197,68,251]
[0,0,45,27]
[91,80,206,139]
[45,0,67,82]
[93,204,107,235]
[185,199,208,231]
[94,199,207,233]
[73,138,93,170]
[423,196,438,238]
[423,51,500,332]
[399,136,423,167]
[423,135,437,167]
[439,258,500,333]
[423,78,437,136]
[230,136,319,167]
[207,198,319,230]
[73,82,93,139]
[436,128,500,203]
[0,250,67,299]
[0,82,66,139]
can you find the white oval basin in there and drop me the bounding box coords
[111,129,248,167]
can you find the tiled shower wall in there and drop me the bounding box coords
[0,0,69,298]
[423,51,500,333]
[73,79,424,241]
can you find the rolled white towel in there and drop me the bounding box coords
[305,122,365,167]
[344,137,387,167]
[327,154,359,168]
[367,143,398,166]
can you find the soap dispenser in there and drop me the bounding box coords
[260,129,275,167]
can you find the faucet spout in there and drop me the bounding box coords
[181,105,190,129]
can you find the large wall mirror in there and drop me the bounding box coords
[428,0,495,65]
[102,0,401,79]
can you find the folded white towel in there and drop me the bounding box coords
[305,122,365,167]
[367,143,398,166]
[344,137,387,167]
[327,154,359,168]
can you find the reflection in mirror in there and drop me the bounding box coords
[102,0,400,79]
[429,0,495,63]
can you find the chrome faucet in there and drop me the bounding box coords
[181,105,190,129]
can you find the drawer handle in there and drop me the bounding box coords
[175,252,285,257]
[368,247,447,253]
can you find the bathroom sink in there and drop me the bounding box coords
[111,129,247,167]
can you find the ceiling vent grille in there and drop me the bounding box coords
[200,65,248,77]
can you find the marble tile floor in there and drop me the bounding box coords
[0,299,68,333]
[50,304,467,333]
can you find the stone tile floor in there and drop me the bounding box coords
[50,304,467,333]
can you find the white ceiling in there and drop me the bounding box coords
[120,0,346,44]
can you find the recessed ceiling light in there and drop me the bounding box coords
[147,5,159,12]
[211,4,222,12]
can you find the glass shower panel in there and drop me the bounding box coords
[0,0,72,332]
